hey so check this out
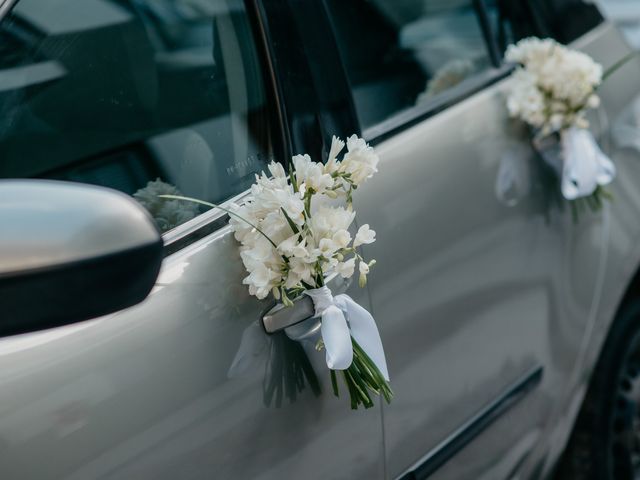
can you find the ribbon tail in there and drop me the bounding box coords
[561,128,599,200]
[338,295,390,381]
[320,305,353,371]
[561,128,615,200]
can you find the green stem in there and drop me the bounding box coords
[158,194,278,249]
[342,371,358,409]
[330,369,339,397]
[347,366,374,408]
[352,339,393,403]
[603,51,636,81]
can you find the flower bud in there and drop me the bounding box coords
[325,190,338,199]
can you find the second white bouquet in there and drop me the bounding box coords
[505,37,617,212]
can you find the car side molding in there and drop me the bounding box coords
[397,366,544,480]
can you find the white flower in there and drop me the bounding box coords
[325,135,345,175]
[318,238,339,257]
[310,205,356,242]
[226,135,379,300]
[358,261,370,288]
[505,37,603,133]
[336,258,356,278]
[291,238,311,259]
[277,234,299,256]
[507,70,546,128]
[332,229,352,249]
[285,257,314,289]
[315,229,351,259]
[133,178,200,232]
[359,261,370,275]
[339,135,379,186]
[229,203,259,243]
[322,256,339,272]
[267,161,288,188]
[505,37,558,70]
[293,154,334,194]
[243,264,280,299]
[353,224,376,247]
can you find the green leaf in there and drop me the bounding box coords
[330,370,339,397]
[280,207,300,235]
[289,163,299,193]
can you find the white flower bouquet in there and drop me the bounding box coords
[505,37,618,214]
[162,135,392,410]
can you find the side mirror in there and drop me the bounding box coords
[0,180,163,337]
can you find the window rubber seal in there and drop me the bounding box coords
[0,0,18,21]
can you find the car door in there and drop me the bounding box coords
[325,0,610,478]
[0,1,385,478]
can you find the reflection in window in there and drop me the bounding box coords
[0,0,277,232]
[416,58,475,102]
[486,0,604,54]
[327,0,492,129]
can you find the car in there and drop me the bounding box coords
[1,0,639,478]
[596,0,640,49]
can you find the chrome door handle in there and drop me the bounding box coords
[262,296,315,333]
[261,274,351,334]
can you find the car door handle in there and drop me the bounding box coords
[262,296,315,334]
[262,274,352,333]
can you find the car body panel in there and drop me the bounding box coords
[0,220,384,479]
[355,21,636,479]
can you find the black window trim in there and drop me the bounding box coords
[0,0,18,21]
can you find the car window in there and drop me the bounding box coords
[486,0,604,55]
[0,0,278,233]
[325,0,494,131]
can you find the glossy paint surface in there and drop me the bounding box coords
[0,214,384,478]
[0,180,159,273]
[356,22,640,479]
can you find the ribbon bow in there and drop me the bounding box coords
[304,286,389,381]
[561,127,616,200]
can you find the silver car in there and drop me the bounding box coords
[1,0,640,479]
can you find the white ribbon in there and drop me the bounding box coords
[560,127,616,200]
[304,286,389,381]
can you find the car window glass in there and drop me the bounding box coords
[325,0,493,130]
[486,0,604,55]
[0,0,278,233]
